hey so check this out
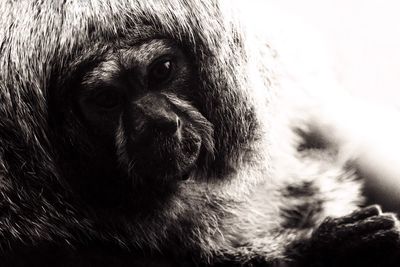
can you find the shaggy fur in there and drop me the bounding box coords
[0,1,399,266]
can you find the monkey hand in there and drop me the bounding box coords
[304,205,400,267]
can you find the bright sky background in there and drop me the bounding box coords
[270,0,400,107]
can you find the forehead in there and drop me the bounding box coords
[53,1,222,74]
[118,39,177,67]
[1,0,241,100]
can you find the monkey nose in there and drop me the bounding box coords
[154,115,181,135]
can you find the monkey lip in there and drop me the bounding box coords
[164,146,199,181]
[131,134,202,182]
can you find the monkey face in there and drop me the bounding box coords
[76,40,214,187]
[1,0,265,256]
[47,2,259,216]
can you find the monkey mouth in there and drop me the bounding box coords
[129,131,202,182]
[157,136,201,180]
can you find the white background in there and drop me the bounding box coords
[271,0,400,107]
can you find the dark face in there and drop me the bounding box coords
[0,0,261,254]
[56,39,214,212]
[45,1,259,219]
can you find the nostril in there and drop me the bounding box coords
[155,115,181,135]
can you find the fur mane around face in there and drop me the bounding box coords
[0,0,270,256]
[3,1,395,266]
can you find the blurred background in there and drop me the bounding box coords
[270,0,400,107]
[240,0,400,211]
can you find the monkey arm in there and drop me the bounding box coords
[210,206,400,267]
[295,205,400,267]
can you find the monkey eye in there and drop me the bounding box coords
[92,89,123,110]
[149,57,174,84]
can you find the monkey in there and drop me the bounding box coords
[0,0,400,266]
